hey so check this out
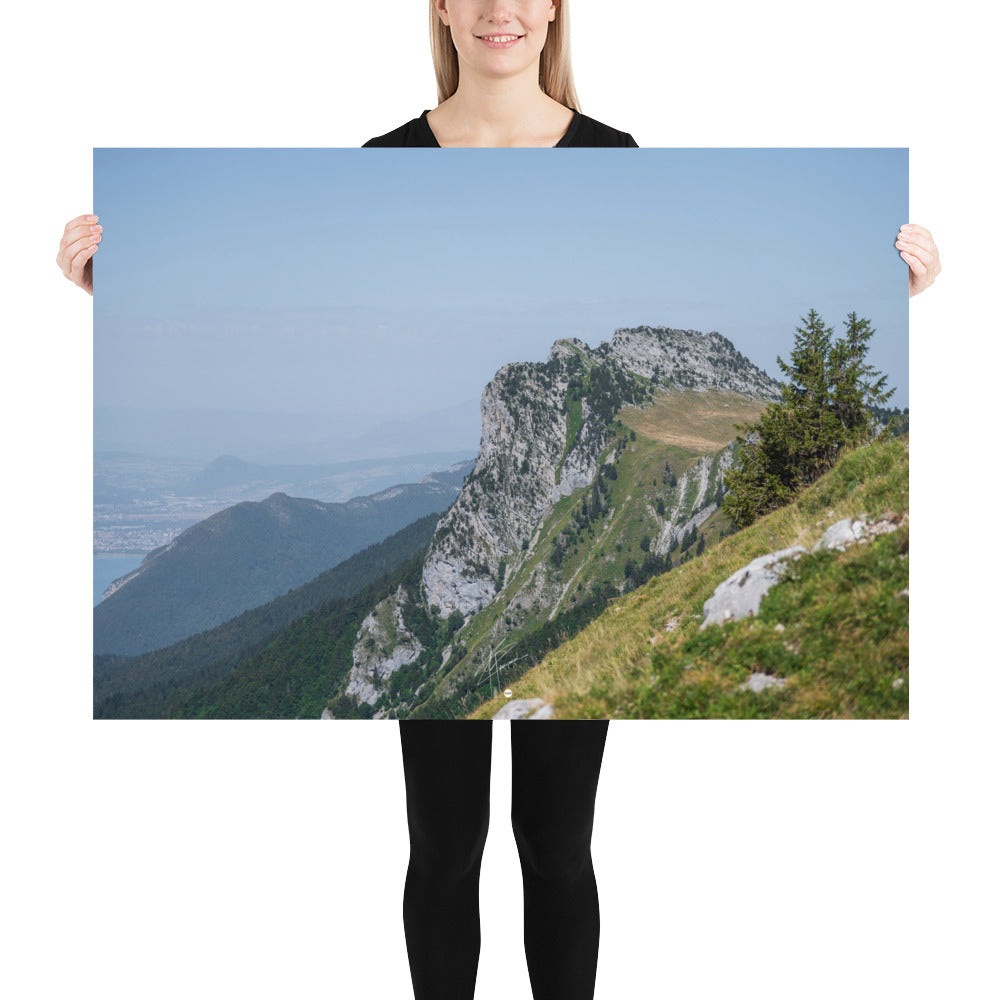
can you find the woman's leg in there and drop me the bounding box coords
[399,720,493,1000]
[510,720,610,1000]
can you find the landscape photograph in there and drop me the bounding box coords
[93,147,908,720]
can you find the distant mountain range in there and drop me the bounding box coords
[178,451,477,503]
[94,449,477,507]
[94,400,481,465]
[94,461,473,655]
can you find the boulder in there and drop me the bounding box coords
[702,545,807,626]
[492,698,554,720]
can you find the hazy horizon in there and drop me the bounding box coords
[93,396,483,465]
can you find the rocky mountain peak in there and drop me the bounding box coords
[547,337,592,363]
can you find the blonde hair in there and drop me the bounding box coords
[429,1,580,110]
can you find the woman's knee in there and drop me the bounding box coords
[409,809,490,881]
[510,813,593,882]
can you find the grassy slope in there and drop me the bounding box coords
[468,435,909,720]
[619,388,767,452]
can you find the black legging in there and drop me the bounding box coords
[399,719,610,1000]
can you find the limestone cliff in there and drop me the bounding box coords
[344,585,423,705]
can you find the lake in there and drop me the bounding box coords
[93,554,145,606]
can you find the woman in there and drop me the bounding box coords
[367,8,619,999]
[365,0,634,148]
[63,4,935,998]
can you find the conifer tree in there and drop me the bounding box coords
[773,309,842,483]
[828,311,896,443]
[722,309,896,529]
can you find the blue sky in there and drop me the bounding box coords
[94,148,908,420]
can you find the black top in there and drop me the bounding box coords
[363,109,637,148]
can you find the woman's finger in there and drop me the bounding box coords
[896,231,935,255]
[897,240,933,269]
[63,214,98,231]
[57,216,101,293]
[58,232,101,275]
[899,249,926,278]
[60,216,99,246]
[69,241,97,274]
[900,248,939,297]
[60,221,102,253]
[68,243,96,294]
[897,221,940,297]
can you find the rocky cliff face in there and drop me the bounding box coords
[652,445,736,556]
[421,350,600,618]
[344,585,423,705]
[602,326,779,397]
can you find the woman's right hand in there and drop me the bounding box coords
[56,214,102,295]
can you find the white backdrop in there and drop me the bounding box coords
[3,2,993,999]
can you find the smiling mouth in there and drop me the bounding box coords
[476,33,525,47]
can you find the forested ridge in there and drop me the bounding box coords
[94,466,468,656]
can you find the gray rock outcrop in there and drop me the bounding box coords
[604,326,782,399]
[811,514,905,552]
[703,512,907,628]
[492,698,555,720]
[740,672,788,693]
[344,585,423,705]
[702,545,808,626]
[653,447,734,556]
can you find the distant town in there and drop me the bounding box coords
[93,495,236,554]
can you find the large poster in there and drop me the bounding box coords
[94,148,908,719]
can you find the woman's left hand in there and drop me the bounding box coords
[896,224,941,297]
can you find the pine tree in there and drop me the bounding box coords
[722,309,896,529]
[721,419,797,528]
[827,311,896,445]
[773,308,842,485]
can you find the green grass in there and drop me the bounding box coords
[468,435,909,720]
[626,524,909,718]
[555,390,584,485]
